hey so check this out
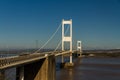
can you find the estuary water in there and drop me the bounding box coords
[56,57,120,80]
[3,56,120,80]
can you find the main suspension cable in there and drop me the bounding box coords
[54,25,70,52]
[34,23,62,53]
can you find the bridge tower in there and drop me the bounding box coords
[62,19,73,64]
[77,41,82,57]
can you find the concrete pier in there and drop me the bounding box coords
[65,52,74,67]
[77,51,82,58]
[16,67,24,80]
[16,55,56,80]
[61,52,74,68]
[0,70,5,80]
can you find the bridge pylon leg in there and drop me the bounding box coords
[0,70,5,80]
[60,52,74,68]
[62,55,64,63]
[70,52,72,64]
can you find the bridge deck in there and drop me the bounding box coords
[0,50,77,70]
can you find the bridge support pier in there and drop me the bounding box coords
[16,67,24,80]
[16,55,56,80]
[0,70,5,80]
[61,52,74,68]
[65,52,74,67]
[77,51,82,57]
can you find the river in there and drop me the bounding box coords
[4,56,120,80]
[56,57,120,80]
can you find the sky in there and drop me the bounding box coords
[0,0,120,50]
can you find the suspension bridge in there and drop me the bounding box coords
[0,19,82,80]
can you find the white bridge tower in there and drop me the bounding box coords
[77,41,82,57]
[62,19,72,64]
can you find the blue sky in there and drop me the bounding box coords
[0,0,120,50]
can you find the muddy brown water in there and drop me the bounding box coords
[56,57,120,80]
[4,57,120,80]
